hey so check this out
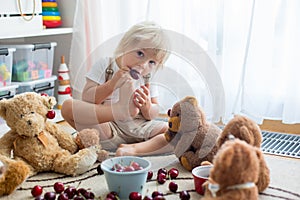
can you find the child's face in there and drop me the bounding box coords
[117,48,162,76]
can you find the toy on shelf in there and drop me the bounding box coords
[42,0,62,28]
[0,63,11,87]
[57,56,72,109]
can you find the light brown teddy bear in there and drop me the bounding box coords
[75,128,109,162]
[202,139,261,200]
[164,96,221,171]
[0,92,99,196]
[215,115,270,192]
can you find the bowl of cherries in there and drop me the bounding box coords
[101,156,151,200]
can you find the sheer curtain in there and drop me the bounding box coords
[69,0,300,124]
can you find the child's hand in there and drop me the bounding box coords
[110,67,130,89]
[134,84,151,111]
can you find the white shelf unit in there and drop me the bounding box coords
[0,0,77,99]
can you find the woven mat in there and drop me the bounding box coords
[1,153,300,200]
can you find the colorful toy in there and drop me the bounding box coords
[0,63,11,87]
[42,0,62,28]
[57,56,72,109]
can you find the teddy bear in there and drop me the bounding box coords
[164,96,222,171]
[0,92,99,196]
[75,128,109,162]
[202,138,261,200]
[214,115,270,192]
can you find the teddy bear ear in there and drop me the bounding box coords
[0,99,8,119]
[48,96,57,108]
[239,126,254,145]
[217,145,234,168]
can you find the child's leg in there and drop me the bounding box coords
[115,134,174,156]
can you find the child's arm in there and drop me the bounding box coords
[82,68,130,104]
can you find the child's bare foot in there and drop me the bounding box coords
[114,80,139,121]
[115,144,137,156]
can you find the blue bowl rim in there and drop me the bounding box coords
[101,156,151,175]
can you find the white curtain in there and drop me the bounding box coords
[69,0,300,124]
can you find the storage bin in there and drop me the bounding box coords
[13,75,57,96]
[0,48,15,87]
[0,84,18,100]
[0,42,57,82]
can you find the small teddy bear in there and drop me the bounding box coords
[202,139,261,200]
[0,92,99,196]
[75,128,109,162]
[164,96,222,171]
[215,115,270,192]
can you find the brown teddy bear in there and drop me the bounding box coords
[203,139,261,200]
[0,92,99,196]
[164,96,221,171]
[215,115,270,192]
[75,128,109,162]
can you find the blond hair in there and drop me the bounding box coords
[114,21,170,66]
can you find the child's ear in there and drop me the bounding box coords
[0,99,8,119]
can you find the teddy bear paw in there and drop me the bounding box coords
[74,146,98,175]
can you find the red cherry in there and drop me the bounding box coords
[44,192,56,200]
[46,110,56,119]
[40,93,48,96]
[129,191,142,200]
[54,182,65,193]
[157,173,166,184]
[169,181,178,192]
[157,168,167,175]
[31,185,43,197]
[143,195,153,200]
[179,190,190,200]
[168,168,179,179]
[147,170,153,180]
[64,186,76,199]
[57,193,68,200]
[151,191,163,198]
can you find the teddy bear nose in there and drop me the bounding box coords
[169,122,172,128]
[27,120,32,126]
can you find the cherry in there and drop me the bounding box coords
[31,185,43,197]
[40,93,48,96]
[169,181,178,192]
[123,166,135,172]
[54,182,65,193]
[77,188,87,196]
[130,161,141,170]
[129,191,142,200]
[157,168,167,175]
[106,193,118,200]
[129,69,140,80]
[143,195,153,200]
[168,168,179,179]
[179,190,190,200]
[46,110,56,119]
[151,191,163,198]
[157,173,166,184]
[64,186,77,199]
[83,191,95,199]
[35,196,45,200]
[44,192,56,200]
[147,170,153,180]
[57,193,69,200]
[73,196,85,200]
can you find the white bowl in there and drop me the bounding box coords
[101,156,151,200]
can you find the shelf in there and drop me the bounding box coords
[0,27,73,40]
